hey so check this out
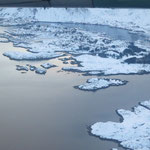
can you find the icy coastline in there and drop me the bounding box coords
[0,8,150,34]
[2,22,150,76]
[75,78,127,91]
[91,100,150,150]
[0,8,150,150]
[63,54,150,76]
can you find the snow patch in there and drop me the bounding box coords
[16,65,28,71]
[35,67,47,75]
[75,78,127,91]
[63,54,150,75]
[41,62,56,69]
[0,8,150,34]
[91,100,150,150]
[3,51,62,61]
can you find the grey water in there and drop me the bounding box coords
[60,22,150,42]
[0,24,150,150]
[37,21,150,42]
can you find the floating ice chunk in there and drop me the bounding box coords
[41,62,56,69]
[75,78,127,91]
[35,67,47,75]
[3,51,62,61]
[111,148,118,150]
[91,100,150,150]
[29,65,36,71]
[16,65,28,71]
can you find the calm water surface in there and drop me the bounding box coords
[0,25,150,150]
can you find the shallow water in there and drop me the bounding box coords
[0,25,150,150]
[55,22,149,42]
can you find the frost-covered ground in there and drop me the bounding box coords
[0,8,150,34]
[63,54,150,75]
[0,8,150,76]
[75,78,127,91]
[91,99,150,150]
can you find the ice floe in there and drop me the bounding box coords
[41,62,56,69]
[16,65,28,71]
[91,99,150,150]
[35,67,47,75]
[75,78,127,91]
[28,65,36,71]
[16,63,56,75]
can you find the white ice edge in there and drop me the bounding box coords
[63,54,150,75]
[3,51,63,60]
[91,99,150,150]
[75,78,127,91]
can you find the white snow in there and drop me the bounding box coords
[1,8,150,77]
[63,54,150,75]
[0,37,8,42]
[3,51,62,60]
[0,8,150,34]
[141,100,150,109]
[35,67,47,74]
[16,65,28,71]
[91,100,150,150]
[28,65,36,71]
[41,62,56,69]
[75,78,127,91]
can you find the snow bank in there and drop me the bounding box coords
[0,8,150,34]
[75,78,127,91]
[91,99,150,150]
[63,54,150,75]
[3,51,62,60]
[140,100,150,109]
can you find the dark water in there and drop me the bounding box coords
[0,25,150,150]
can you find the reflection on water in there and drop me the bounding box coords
[0,25,150,150]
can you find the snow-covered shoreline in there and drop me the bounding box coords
[0,8,150,150]
[91,99,150,150]
[63,54,150,76]
[2,21,150,77]
[0,8,150,34]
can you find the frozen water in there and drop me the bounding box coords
[75,78,127,91]
[91,100,150,150]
